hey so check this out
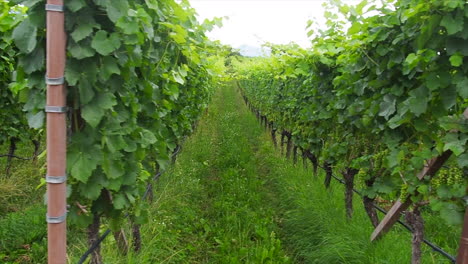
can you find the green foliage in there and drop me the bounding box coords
[12,0,225,232]
[0,1,33,145]
[74,84,458,263]
[235,0,468,226]
[68,84,291,263]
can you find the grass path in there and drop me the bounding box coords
[69,83,459,263]
[85,84,292,263]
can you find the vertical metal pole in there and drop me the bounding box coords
[457,208,468,264]
[46,1,67,263]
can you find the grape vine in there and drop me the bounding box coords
[0,1,39,172]
[11,0,225,256]
[235,0,468,226]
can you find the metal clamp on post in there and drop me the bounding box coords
[45,4,64,12]
[45,106,68,113]
[46,213,67,224]
[46,175,67,184]
[45,76,65,86]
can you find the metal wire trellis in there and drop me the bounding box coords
[327,171,456,262]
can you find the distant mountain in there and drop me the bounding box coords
[237,44,270,57]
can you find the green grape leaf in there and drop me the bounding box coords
[416,15,441,49]
[27,111,44,129]
[425,73,450,91]
[140,129,157,147]
[78,79,95,105]
[407,87,428,116]
[439,203,464,225]
[102,158,125,179]
[417,185,429,195]
[449,54,463,67]
[171,71,185,85]
[457,153,468,167]
[79,178,103,200]
[440,13,463,35]
[91,30,121,56]
[81,93,117,127]
[124,137,137,152]
[71,152,99,183]
[12,19,37,53]
[373,180,394,194]
[145,0,158,10]
[102,57,120,80]
[71,22,95,42]
[437,185,453,199]
[113,193,128,210]
[443,133,468,155]
[116,17,139,35]
[69,42,95,59]
[446,38,468,56]
[67,0,86,12]
[105,135,128,153]
[403,53,418,73]
[65,63,81,86]
[19,47,44,74]
[455,77,468,98]
[378,95,396,120]
[441,86,457,110]
[348,22,362,35]
[105,0,129,23]
[107,177,123,191]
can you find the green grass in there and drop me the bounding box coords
[0,138,48,263]
[0,206,47,263]
[2,84,461,263]
[0,139,45,216]
[256,143,460,263]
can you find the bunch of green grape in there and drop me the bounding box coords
[372,149,389,169]
[356,168,367,180]
[354,148,387,182]
[431,167,465,188]
[399,183,410,202]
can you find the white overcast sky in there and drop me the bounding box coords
[189,0,360,55]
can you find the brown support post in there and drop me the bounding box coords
[371,150,452,241]
[46,1,67,264]
[371,199,413,241]
[457,109,468,263]
[457,208,468,264]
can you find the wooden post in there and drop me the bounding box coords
[456,109,468,263]
[46,1,67,263]
[456,108,468,263]
[457,208,468,264]
[371,150,452,241]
